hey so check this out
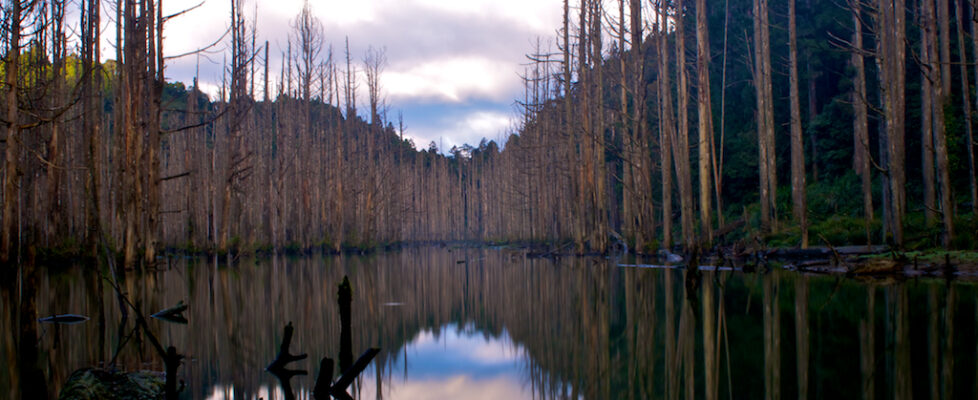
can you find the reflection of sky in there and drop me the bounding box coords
[201,323,533,400]
[359,323,534,400]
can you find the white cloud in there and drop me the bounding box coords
[385,57,517,103]
[404,110,514,153]
[149,0,565,148]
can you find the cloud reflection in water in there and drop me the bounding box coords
[358,323,532,400]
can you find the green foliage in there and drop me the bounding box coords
[809,215,878,247]
[804,171,864,219]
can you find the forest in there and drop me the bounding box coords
[2,0,978,268]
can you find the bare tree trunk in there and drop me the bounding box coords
[674,0,695,250]
[83,0,103,258]
[923,0,954,246]
[955,0,977,217]
[2,0,22,263]
[657,0,674,250]
[629,0,651,250]
[921,0,938,227]
[789,0,808,248]
[852,6,874,244]
[878,0,907,245]
[753,0,777,232]
[46,1,66,241]
[696,0,714,246]
[938,0,951,95]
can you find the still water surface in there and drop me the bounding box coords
[2,246,977,399]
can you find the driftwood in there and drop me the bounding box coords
[312,357,334,400]
[267,276,380,400]
[266,322,308,400]
[267,322,308,372]
[151,301,188,324]
[38,314,89,324]
[329,348,381,400]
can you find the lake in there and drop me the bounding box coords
[2,246,976,399]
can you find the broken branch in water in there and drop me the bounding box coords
[266,322,308,400]
[267,322,308,372]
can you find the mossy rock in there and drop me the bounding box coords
[58,368,164,400]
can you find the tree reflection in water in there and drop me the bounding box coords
[1,247,977,399]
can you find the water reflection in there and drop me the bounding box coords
[0,247,976,399]
[358,323,530,400]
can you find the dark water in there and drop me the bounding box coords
[2,247,977,399]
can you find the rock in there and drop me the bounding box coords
[58,368,164,400]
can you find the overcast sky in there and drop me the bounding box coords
[154,0,565,151]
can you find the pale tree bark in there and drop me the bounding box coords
[629,0,651,250]
[851,5,874,244]
[877,0,907,245]
[789,0,808,248]
[618,0,637,247]
[674,0,696,250]
[696,0,714,246]
[590,0,608,252]
[656,0,674,250]
[922,0,954,246]
[753,0,777,232]
[564,0,583,250]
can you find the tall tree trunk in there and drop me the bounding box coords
[852,6,874,245]
[938,0,951,95]
[674,0,696,250]
[46,1,66,241]
[789,0,808,248]
[923,0,954,246]
[921,0,938,227]
[630,0,651,250]
[657,0,674,250]
[83,0,103,258]
[696,0,714,246]
[878,0,907,245]
[753,0,777,232]
[2,0,22,263]
[956,0,977,217]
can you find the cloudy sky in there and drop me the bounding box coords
[155,0,565,151]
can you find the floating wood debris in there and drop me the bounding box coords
[151,301,188,324]
[38,314,89,324]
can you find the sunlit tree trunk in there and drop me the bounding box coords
[674,0,695,250]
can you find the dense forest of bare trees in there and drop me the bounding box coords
[2,0,978,265]
[459,0,978,253]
